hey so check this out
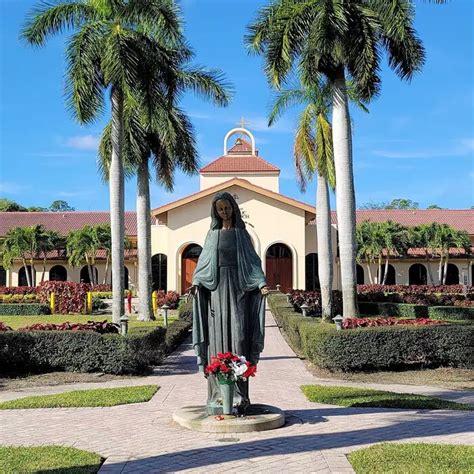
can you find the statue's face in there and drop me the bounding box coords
[216,199,233,222]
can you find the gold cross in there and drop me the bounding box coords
[237,117,249,129]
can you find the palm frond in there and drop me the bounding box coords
[293,104,316,192]
[21,1,96,46]
[268,88,305,126]
[315,113,335,189]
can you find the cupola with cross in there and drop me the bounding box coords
[199,126,280,192]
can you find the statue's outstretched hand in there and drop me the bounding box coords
[260,286,269,296]
[186,285,198,302]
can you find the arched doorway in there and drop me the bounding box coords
[445,263,459,285]
[409,263,427,285]
[152,254,167,292]
[378,264,396,285]
[266,243,293,292]
[305,253,320,290]
[19,266,35,286]
[49,265,67,282]
[80,265,98,284]
[124,266,129,290]
[356,264,364,285]
[0,266,6,286]
[181,244,202,294]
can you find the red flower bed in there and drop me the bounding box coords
[37,281,90,314]
[19,320,119,334]
[343,317,448,329]
[0,322,12,332]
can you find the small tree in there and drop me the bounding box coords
[50,200,75,212]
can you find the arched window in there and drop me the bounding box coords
[80,265,98,284]
[356,264,364,285]
[49,265,67,282]
[181,244,202,294]
[19,266,35,286]
[305,253,320,291]
[378,264,396,285]
[152,254,167,292]
[445,263,459,285]
[409,264,427,285]
[266,243,293,292]
[0,266,6,286]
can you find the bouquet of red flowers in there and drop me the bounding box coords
[204,351,257,385]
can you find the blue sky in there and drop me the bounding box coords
[0,0,473,211]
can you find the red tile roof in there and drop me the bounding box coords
[227,138,253,154]
[0,212,138,236]
[326,209,474,235]
[200,138,280,174]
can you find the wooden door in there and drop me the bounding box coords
[265,244,293,292]
[181,244,202,294]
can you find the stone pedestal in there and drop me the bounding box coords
[172,404,285,433]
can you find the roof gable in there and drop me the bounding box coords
[151,178,314,216]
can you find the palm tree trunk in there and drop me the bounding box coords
[382,257,389,285]
[110,86,125,323]
[22,257,31,287]
[29,258,36,286]
[438,256,444,284]
[443,255,449,285]
[41,256,46,283]
[316,175,333,322]
[103,254,110,285]
[332,70,358,318]
[425,252,434,285]
[366,262,373,284]
[137,158,153,321]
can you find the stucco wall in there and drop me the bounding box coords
[151,184,309,293]
[200,173,279,192]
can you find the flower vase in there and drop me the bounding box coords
[219,382,235,415]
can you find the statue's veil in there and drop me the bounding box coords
[210,192,245,230]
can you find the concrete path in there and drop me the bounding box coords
[1,310,473,473]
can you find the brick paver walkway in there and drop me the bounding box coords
[1,309,473,473]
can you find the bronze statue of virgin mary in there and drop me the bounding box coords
[190,192,268,414]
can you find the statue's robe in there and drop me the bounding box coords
[192,228,267,414]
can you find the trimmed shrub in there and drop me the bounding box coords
[178,300,193,322]
[0,294,38,303]
[343,317,447,329]
[358,302,428,318]
[268,294,474,372]
[428,306,474,321]
[0,303,50,315]
[37,281,89,314]
[0,328,166,375]
[18,320,119,334]
[156,290,180,309]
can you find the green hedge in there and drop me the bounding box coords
[0,307,193,375]
[428,306,474,321]
[268,294,474,372]
[358,301,474,321]
[0,303,50,316]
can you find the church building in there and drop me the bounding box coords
[0,127,473,291]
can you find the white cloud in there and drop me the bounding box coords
[66,134,100,150]
[0,182,29,194]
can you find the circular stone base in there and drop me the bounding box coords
[172,404,285,433]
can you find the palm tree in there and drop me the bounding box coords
[1,226,43,286]
[410,223,439,285]
[356,221,383,285]
[268,78,367,319]
[22,0,184,322]
[67,226,99,286]
[38,230,65,283]
[247,0,427,316]
[99,70,230,321]
[432,224,470,284]
[379,221,410,285]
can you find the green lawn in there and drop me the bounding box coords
[0,446,103,473]
[0,385,159,409]
[301,385,474,410]
[348,443,474,473]
[0,314,177,332]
